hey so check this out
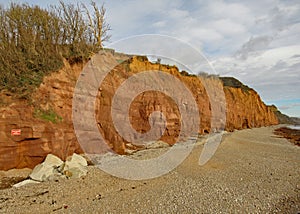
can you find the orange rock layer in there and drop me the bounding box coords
[0,52,278,170]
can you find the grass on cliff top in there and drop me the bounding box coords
[220,77,251,93]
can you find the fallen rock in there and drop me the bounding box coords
[13,179,40,188]
[144,140,170,149]
[125,149,137,155]
[63,153,88,179]
[29,154,64,182]
[8,153,87,187]
[44,154,65,170]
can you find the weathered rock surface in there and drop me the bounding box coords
[30,154,64,182]
[0,119,82,170]
[95,55,278,154]
[0,51,279,170]
[223,86,278,131]
[0,61,83,170]
[63,153,88,179]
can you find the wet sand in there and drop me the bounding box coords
[0,125,299,213]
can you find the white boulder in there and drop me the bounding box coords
[29,154,64,182]
[63,153,88,179]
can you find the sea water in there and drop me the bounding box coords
[287,125,300,130]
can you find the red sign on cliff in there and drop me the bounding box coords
[11,129,21,136]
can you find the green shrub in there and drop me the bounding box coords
[34,108,62,123]
[0,1,110,98]
[220,77,251,93]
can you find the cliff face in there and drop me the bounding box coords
[95,55,278,153]
[224,86,278,131]
[95,56,212,153]
[219,77,278,130]
[0,61,83,170]
[0,51,278,170]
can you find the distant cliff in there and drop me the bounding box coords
[268,105,300,125]
[95,54,278,153]
[220,77,278,131]
[0,51,279,170]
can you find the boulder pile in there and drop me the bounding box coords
[13,153,88,188]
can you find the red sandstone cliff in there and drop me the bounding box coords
[0,51,278,170]
[94,55,278,153]
[0,61,83,170]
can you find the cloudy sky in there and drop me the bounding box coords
[1,0,299,117]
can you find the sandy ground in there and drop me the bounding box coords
[0,125,299,213]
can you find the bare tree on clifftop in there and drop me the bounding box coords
[83,1,111,49]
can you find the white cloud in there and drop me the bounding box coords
[152,21,166,28]
[106,0,300,114]
[189,28,223,42]
[168,8,190,19]
[212,19,246,36]
[105,0,257,54]
[213,44,300,102]
[0,0,299,116]
[207,1,252,22]
[235,36,273,59]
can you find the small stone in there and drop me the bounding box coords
[13,179,40,188]
[144,140,169,149]
[125,149,136,155]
